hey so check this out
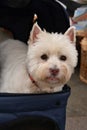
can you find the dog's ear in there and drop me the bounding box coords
[64,26,76,44]
[28,22,42,44]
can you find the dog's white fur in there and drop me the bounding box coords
[0,23,78,93]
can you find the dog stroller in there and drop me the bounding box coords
[0,0,70,130]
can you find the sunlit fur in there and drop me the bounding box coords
[0,24,78,93]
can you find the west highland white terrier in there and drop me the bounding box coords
[0,23,78,93]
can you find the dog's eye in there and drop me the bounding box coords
[60,55,67,61]
[41,54,48,60]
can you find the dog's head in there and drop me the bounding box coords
[27,23,78,88]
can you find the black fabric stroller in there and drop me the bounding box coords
[0,0,70,130]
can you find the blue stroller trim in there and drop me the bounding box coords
[0,85,70,130]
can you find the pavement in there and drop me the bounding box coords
[66,68,87,130]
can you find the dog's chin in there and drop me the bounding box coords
[45,76,60,84]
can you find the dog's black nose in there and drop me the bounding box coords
[49,68,59,76]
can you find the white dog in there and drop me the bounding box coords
[0,23,78,93]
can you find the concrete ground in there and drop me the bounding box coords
[66,67,87,130]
